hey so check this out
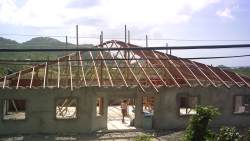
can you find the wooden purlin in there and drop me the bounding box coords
[151,51,180,87]
[180,59,203,86]
[16,71,21,89]
[112,40,145,92]
[191,61,217,87]
[57,58,60,88]
[98,49,114,86]
[219,68,241,87]
[204,65,230,88]
[43,62,48,88]
[78,51,87,87]
[104,43,128,87]
[140,50,168,87]
[128,48,159,92]
[89,51,101,87]
[159,53,192,87]
[30,67,35,88]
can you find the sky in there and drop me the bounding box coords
[0,0,250,67]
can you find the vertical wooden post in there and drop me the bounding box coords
[30,67,35,88]
[43,62,48,88]
[100,31,104,85]
[166,42,168,54]
[124,25,127,43]
[3,76,6,88]
[76,25,79,48]
[76,25,80,83]
[146,35,148,47]
[66,36,68,48]
[57,58,60,88]
[128,30,130,44]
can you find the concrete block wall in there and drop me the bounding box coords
[153,86,250,130]
[0,88,95,135]
[1,86,249,135]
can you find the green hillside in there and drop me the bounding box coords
[231,67,250,77]
[0,37,94,76]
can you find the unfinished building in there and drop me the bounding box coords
[0,40,250,135]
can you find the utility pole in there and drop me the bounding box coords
[146,34,148,47]
[76,25,80,83]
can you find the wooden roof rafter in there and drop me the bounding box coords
[97,46,114,87]
[151,50,180,87]
[78,51,87,87]
[158,53,192,87]
[89,51,101,87]
[103,43,128,87]
[125,44,159,92]
[139,50,169,87]
[112,40,145,92]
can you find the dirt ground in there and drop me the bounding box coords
[0,130,184,141]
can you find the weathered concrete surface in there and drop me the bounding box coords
[0,86,250,135]
[154,86,250,130]
[0,87,140,135]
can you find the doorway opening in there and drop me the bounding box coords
[107,98,136,130]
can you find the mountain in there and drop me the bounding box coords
[218,65,250,77]
[0,37,94,76]
[0,37,19,48]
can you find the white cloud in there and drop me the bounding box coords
[0,0,220,28]
[216,8,234,19]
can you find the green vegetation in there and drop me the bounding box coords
[218,65,250,77]
[232,67,250,77]
[183,106,250,141]
[217,127,242,141]
[0,37,94,76]
[182,105,220,141]
[134,134,153,141]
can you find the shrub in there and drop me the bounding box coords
[182,105,220,141]
[134,134,153,141]
[217,127,242,141]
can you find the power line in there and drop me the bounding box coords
[2,33,250,42]
[0,54,249,63]
[0,44,250,52]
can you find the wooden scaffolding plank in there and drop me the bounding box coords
[78,51,87,86]
[151,51,180,87]
[113,40,145,92]
[29,67,35,88]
